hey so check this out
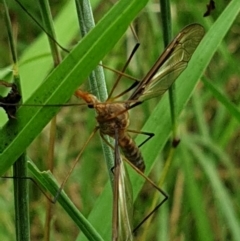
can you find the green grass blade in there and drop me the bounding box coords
[138,0,240,187]
[202,76,240,123]
[185,140,240,241]
[1,1,30,240]
[78,0,240,239]
[0,0,150,176]
[75,0,115,185]
[27,160,104,241]
[180,146,214,241]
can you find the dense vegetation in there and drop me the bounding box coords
[0,0,239,240]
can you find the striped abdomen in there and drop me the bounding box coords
[118,134,145,172]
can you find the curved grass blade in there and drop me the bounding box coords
[0,0,150,176]
[27,160,105,241]
[78,0,240,239]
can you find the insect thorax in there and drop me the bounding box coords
[95,103,129,137]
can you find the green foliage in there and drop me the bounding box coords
[0,0,240,241]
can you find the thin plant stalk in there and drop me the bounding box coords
[159,0,178,142]
[37,0,63,240]
[1,0,30,240]
[75,0,115,184]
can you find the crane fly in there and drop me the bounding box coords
[73,23,205,240]
[74,23,205,171]
[0,23,205,240]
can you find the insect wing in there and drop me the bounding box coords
[112,146,133,241]
[130,24,205,102]
[118,161,133,241]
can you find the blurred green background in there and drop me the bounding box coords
[0,0,240,241]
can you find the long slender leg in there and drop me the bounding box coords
[53,126,99,202]
[127,129,154,148]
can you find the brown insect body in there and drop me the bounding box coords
[75,89,145,172]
